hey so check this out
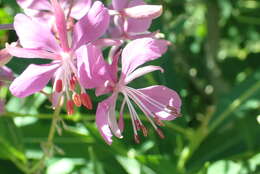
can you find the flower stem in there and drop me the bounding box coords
[29,99,62,173]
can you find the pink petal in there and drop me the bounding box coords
[124,65,163,84]
[0,48,13,66]
[64,0,92,20]
[14,14,60,52]
[96,94,120,145]
[6,44,60,60]
[111,0,128,10]
[10,63,60,98]
[127,16,151,33]
[17,0,52,11]
[92,38,123,48]
[123,5,162,19]
[23,9,54,28]
[127,30,159,40]
[76,44,112,89]
[0,66,14,83]
[137,85,181,120]
[51,0,69,52]
[72,1,110,50]
[126,0,151,33]
[121,38,169,76]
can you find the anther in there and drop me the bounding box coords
[154,115,165,127]
[73,93,81,107]
[140,125,148,137]
[134,134,140,144]
[66,100,74,115]
[156,128,165,139]
[55,79,63,93]
[134,119,141,131]
[166,105,180,116]
[80,93,93,110]
[69,78,76,91]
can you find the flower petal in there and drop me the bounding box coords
[0,66,14,83]
[124,65,163,84]
[51,0,69,52]
[126,0,151,33]
[6,44,60,60]
[96,94,121,145]
[111,0,128,10]
[137,85,181,120]
[65,0,92,20]
[124,5,162,19]
[17,0,52,10]
[127,17,151,33]
[10,63,60,98]
[76,44,112,89]
[72,1,110,50]
[0,48,13,66]
[121,38,169,76]
[14,14,60,52]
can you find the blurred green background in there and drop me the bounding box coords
[0,0,260,173]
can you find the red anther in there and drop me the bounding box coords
[156,128,165,139]
[69,78,76,91]
[166,105,180,117]
[154,116,165,127]
[134,120,141,130]
[80,93,93,110]
[55,79,63,93]
[134,134,140,144]
[73,93,81,107]
[72,74,77,82]
[166,105,178,112]
[141,125,148,137]
[66,100,74,115]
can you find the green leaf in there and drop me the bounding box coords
[0,117,26,162]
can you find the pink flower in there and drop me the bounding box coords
[81,38,181,144]
[17,0,92,29]
[7,0,110,114]
[108,0,162,40]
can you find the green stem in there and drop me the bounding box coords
[10,157,30,174]
[29,101,62,174]
[209,80,260,133]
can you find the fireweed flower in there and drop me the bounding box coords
[108,0,162,40]
[78,38,181,144]
[7,0,110,114]
[16,0,92,29]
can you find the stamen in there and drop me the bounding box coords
[166,105,180,117]
[69,76,76,91]
[154,115,165,127]
[156,128,165,139]
[140,125,148,137]
[80,93,93,110]
[134,134,140,144]
[55,79,63,93]
[73,93,81,107]
[134,119,141,131]
[66,100,74,115]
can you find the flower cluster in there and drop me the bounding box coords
[1,0,181,145]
